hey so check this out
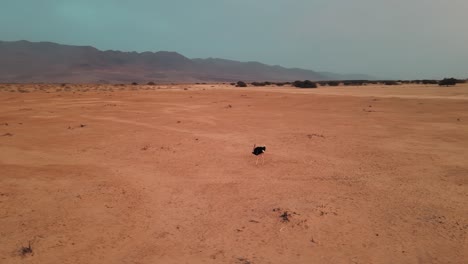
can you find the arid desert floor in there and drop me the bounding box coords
[1,83,467,264]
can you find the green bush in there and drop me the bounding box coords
[439,78,459,86]
[328,81,340,86]
[251,82,266,86]
[292,80,317,88]
[236,81,247,87]
[383,81,399,85]
[422,80,438,85]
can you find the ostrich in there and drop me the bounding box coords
[252,144,266,165]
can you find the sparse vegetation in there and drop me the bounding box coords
[383,81,399,86]
[343,80,366,86]
[141,145,150,151]
[280,211,291,222]
[421,79,438,85]
[292,80,317,88]
[236,81,247,87]
[237,257,252,264]
[19,241,33,257]
[439,78,459,86]
[328,81,341,86]
[251,82,266,86]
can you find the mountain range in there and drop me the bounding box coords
[0,40,371,83]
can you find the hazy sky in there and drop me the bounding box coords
[1,0,467,79]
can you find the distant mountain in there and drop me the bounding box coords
[0,40,370,83]
[317,71,374,81]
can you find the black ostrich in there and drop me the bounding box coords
[252,144,266,165]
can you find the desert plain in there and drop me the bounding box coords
[0,83,467,264]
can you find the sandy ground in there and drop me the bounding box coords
[1,83,467,264]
